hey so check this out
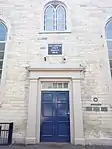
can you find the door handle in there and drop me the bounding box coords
[65,112,70,115]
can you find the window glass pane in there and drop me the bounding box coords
[52,3,59,8]
[44,6,55,31]
[111,69,112,77]
[0,43,5,51]
[0,23,7,41]
[0,61,3,69]
[108,50,112,59]
[41,82,68,89]
[58,83,62,88]
[53,83,57,88]
[107,40,112,49]
[42,82,53,89]
[0,22,7,79]
[0,52,4,59]
[47,83,53,88]
[106,21,112,77]
[41,82,48,89]
[106,22,112,39]
[56,6,66,31]
[109,60,112,68]
[0,70,2,78]
[63,83,68,88]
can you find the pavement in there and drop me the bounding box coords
[0,144,112,149]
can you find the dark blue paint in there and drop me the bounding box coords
[40,91,70,142]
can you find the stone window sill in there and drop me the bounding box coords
[39,30,71,34]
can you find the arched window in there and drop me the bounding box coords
[0,20,7,79]
[44,1,67,31]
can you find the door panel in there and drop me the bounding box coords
[42,104,53,116]
[40,91,70,142]
[43,93,53,102]
[41,122,53,135]
[57,103,69,116]
[56,92,70,142]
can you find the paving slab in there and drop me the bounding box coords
[0,144,112,149]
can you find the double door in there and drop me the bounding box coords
[40,91,70,142]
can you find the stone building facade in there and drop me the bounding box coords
[0,0,112,146]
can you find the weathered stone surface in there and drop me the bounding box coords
[0,0,112,144]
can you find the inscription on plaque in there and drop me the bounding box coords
[48,44,62,55]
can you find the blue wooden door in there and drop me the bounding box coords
[40,91,70,142]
